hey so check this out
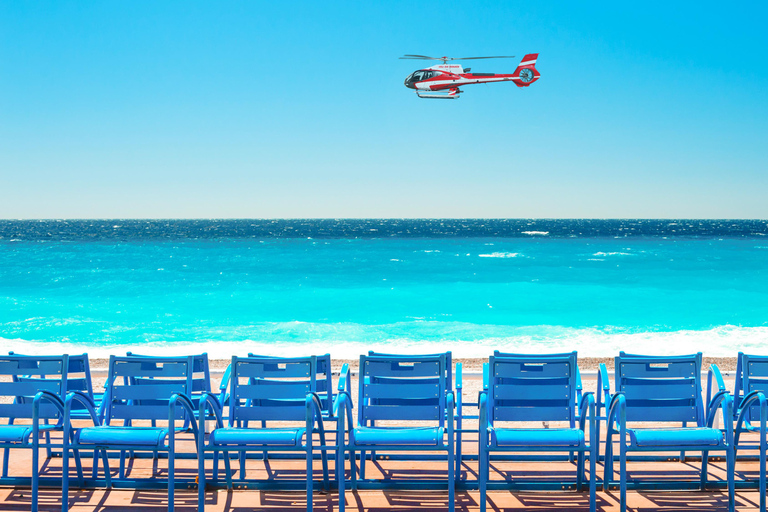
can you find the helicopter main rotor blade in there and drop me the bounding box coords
[399,55,441,60]
[454,56,516,60]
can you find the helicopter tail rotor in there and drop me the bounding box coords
[512,53,540,87]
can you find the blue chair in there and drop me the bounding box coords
[493,350,584,463]
[336,353,455,512]
[602,352,734,512]
[0,354,69,512]
[197,355,330,512]
[367,350,462,480]
[61,355,198,512]
[478,352,596,512]
[732,352,768,512]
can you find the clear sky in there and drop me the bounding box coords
[1,2,766,219]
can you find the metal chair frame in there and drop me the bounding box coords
[478,352,596,512]
[602,352,734,512]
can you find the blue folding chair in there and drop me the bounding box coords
[197,355,330,512]
[493,350,584,463]
[478,352,596,512]
[602,352,734,512]
[0,354,69,512]
[336,353,455,512]
[61,355,198,512]
[367,350,462,480]
[732,352,768,512]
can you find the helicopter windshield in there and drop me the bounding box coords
[406,70,435,83]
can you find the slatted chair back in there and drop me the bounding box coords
[228,355,317,425]
[0,354,69,423]
[488,352,577,424]
[102,355,194,425]
[248,353,333,415]
[358,353,448,426]
[9,352,92,418]
[125,352,211,409]
[368,350,452,392]
[736,352,768,423]
[614,352,704,425]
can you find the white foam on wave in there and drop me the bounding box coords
[521,231,549,236]
[479,252,520,258]
[3,325,767,359]
[593,252,633,257]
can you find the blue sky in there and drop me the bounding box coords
[1,2,766,218]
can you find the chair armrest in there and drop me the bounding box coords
[198,392,225,431]
[169,393,200,441]
[446,391,455,438]
[337,363,350,393]
[32,390,66,426]
[578,392,595,431]
[482,362,489,391]
[64,391,101,426]
[479,391,489,433]
[734,390,764,446]
[706,363,727,409]
[576,365,583,400]
[597,363,611,412]
[607,392,626,431]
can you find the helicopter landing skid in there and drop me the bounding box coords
[416,88,462,99]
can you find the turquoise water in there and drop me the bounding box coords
[2,222,767,357]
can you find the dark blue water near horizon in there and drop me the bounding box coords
[1,218,767,241]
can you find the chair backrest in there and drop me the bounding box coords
[488,352,577,424]
[614,352,704,425]
[126,352,211,404]
[248,353,333,414]
[0,354,69,423]
[228,355,317,426]
[358,353,448,426]
[103,355,194,425]
[9,351,93,398]
[736,352,768,420]
[368,351,452,391]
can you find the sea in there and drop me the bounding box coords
[1,219,767,359]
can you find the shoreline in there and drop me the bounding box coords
[87,356,739,373]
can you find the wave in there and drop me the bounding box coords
[3,324,766,359]
[478,252,521,258]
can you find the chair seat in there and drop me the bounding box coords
[76,426,169,447]
[629,427,723,448]
[210,427,305,447]
[0,424,59,444]
[351,426,444,447]
[491,428,584,448]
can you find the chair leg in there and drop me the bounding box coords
[168,444,175,512]
[727,445,735,512]
[198,449,207,512]
[619,443,627,512]
[761,426,767,512]
[479,442,487,512]
[32,434,39,512]
[590,442,597,512]
[700,450,709,490]
[359,449,366,479]
[62,431,70,512]
[603,433,613,489]
[306,445,313,512]
[576,448,585,491]
[1,447,9,477]
[448,443,455,511]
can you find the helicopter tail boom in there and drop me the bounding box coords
[512,53,540,87]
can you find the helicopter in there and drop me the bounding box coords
[401,54,540,99]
